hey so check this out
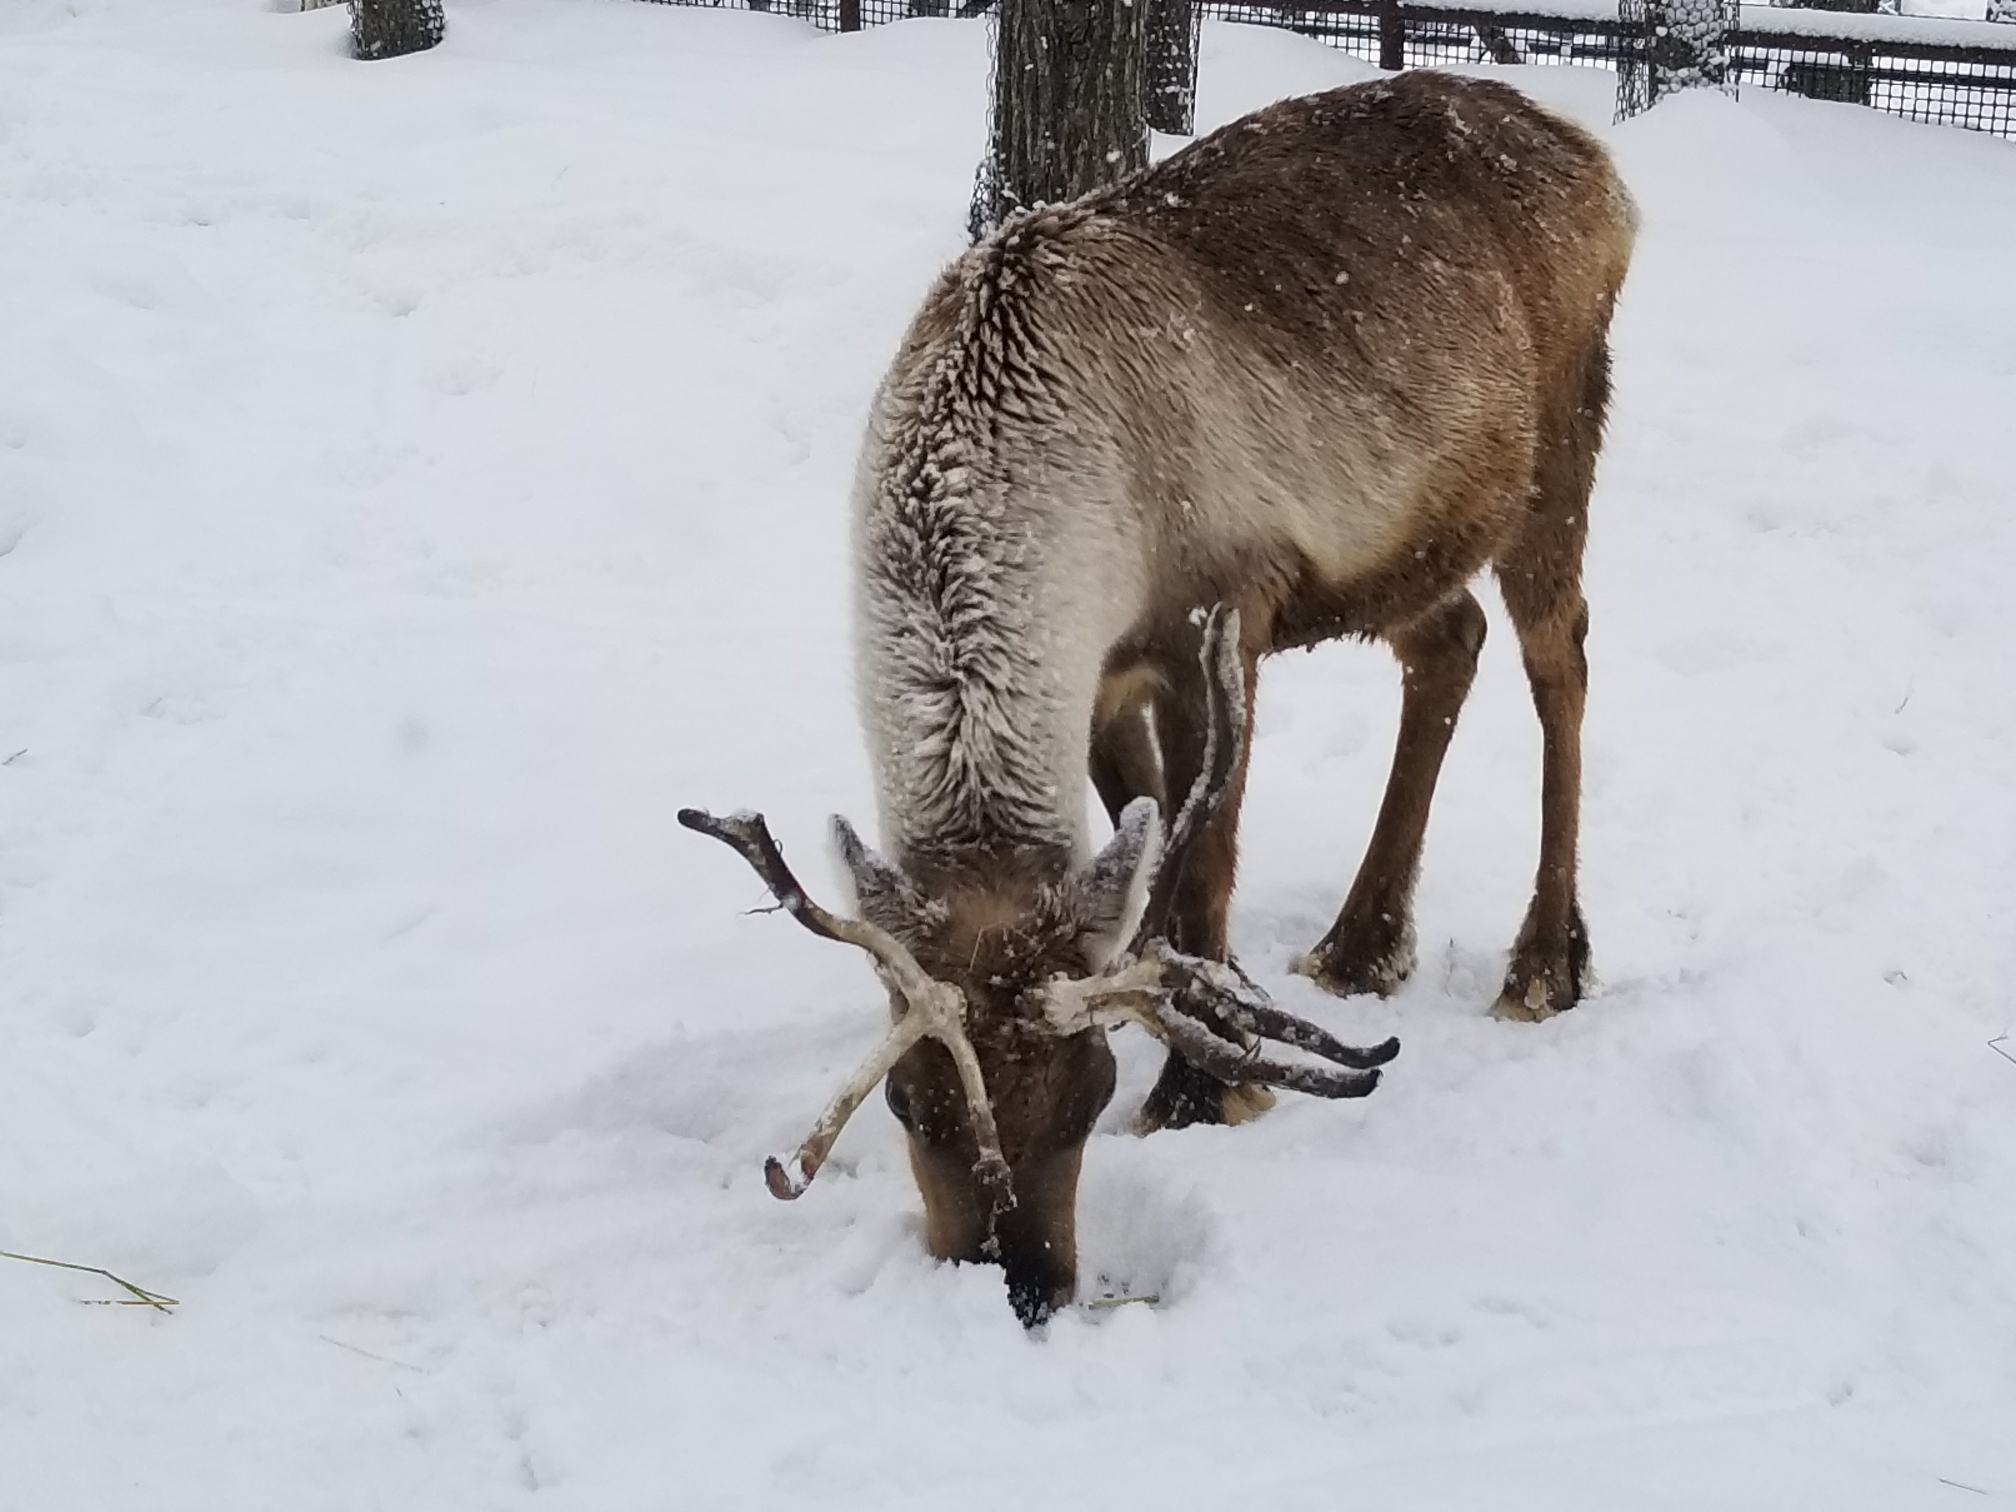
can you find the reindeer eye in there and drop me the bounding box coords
[884,1078,914,1130]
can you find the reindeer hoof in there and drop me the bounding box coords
[1296,932,1415,1000]
[1493,909,1590,1021]
[1134,1055,1276,1133]
[1217,1081,1278,1125]
[1492,942,1589,1021]
[1490,976,1567,1022]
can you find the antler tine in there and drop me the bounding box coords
[1048,978,1385,1099]
[678,808,1015,1213]
[1037,604,1401,1103]
[1150,1000,1387,1099]
[1218,997,1401,1072]
[762,1008,932,1199]
[1039,948,1398,1098]
[1164,950,1401,1072]
[1126,604,1247,960]
[679,808,935,1002]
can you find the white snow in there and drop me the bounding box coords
[3,2,2015,1508]
[1739,3,2016,50]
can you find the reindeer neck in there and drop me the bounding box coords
[856,475,1137,870]
[853,211,1151,874]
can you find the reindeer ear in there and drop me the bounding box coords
[1069,796,1162,970]
[831,815,928,932]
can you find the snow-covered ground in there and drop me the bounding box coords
[3,2,2014,1506]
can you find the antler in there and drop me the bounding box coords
[1040,942,1398,1098]
[1049,602,1401,1099]
[676,809,1014,1214]
[1126,604,1247,960]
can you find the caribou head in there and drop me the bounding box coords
[681,609,1398,1326]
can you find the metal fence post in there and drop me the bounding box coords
[1146,0,1200,134]
[1377,0,1405,68]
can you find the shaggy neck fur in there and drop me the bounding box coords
[854,215,1139,874]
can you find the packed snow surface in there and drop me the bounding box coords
[3,2,2014,1507]
[1739,3,2016,49]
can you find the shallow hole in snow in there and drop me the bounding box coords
[1072,1155,1220,1317]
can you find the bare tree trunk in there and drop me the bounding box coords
[1144,0,1198,135]
[970,0,1148,239]
[351,0,444,60]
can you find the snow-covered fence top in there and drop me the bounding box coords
[1210,0,2016,134]
[1220,0,1625,19]
[643,0,2016,138]
[1738,4,2016,50]
[1729,5,2016,134]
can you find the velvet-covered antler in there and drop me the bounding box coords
[677,808,1014,1214]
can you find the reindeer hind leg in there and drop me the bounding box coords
[1300,588,1488,998]
[1491,339,1608,1021]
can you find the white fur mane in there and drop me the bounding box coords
[853,218,1133,868]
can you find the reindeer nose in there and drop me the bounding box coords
[1005,1259,1074,1329]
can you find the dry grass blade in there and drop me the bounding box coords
[1,1249,179,1312]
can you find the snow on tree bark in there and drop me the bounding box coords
[351,0,445,60]
[969,0,1148,239]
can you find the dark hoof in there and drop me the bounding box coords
[1492,912,1590,1022]
[1491,974,1574,1022]
[1134,1055,1275,1133]
[1006,1269,1073,1329]
[1296,920,1416,999]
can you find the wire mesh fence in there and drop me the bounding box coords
[639,0,2016,138]
[1198,3,1633,70]
[679,0,987,23]
[1732,26,2016,131]
[1616,0,1739,115]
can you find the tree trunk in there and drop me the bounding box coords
[1617,0,1733,115]
[351,0,444,60]
[1144,0,1198,136]
[969,0,1148,239]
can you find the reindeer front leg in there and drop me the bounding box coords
[1134,612,1275,1132]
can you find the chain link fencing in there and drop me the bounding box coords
[1616,0,1739,114]
[639,0,2016,138]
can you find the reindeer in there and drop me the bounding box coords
[685,71,1635,1326]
